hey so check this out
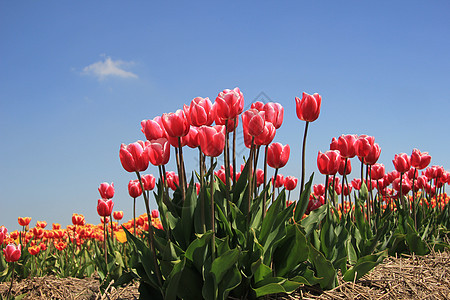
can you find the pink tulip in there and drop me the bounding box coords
[411,149,431,170]
[161,109,190,138]
[141,116,166,141]
[284,176,298,191]
[119,141,149,173]
[295,92,321,122]
[97,199,114,217]
[215,87,244,120]
[98,182,115,199]
[254,121,276,146]
[336,134,358,158]
[267,143,290,169]
[393,153,411,173]
[147,138,171,166]
[242,109,265,138]
[263,102,284,129]
[142,174,156,191]
[3,243,21,262]
[370,163,385,180]
[198,125,226,157]
[317,150,341,175]
[363,143,381,165]
[355,135,375,158]
[189,97,215,126]
[128,179,143,198]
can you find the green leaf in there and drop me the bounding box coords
[185,232,213,272]
[164,258,186,300]
[210,248,240,284]
[181,175,198,246]
[405,222,429,255]
[308,244,337,289]
[294,173,314,222]
[343,250,387,282]
[273,224,309,277]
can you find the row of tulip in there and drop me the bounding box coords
[2,87,449,300]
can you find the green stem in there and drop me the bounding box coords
[232,117,237,185]
[272,168,279,204]
[6,262,15,299]
[136,171,163,287]
[263,146,268,219]
[103,216,107,268]
[299,121,310,199]
[199,148,206,233]
[178,138,186,203]
[210,156,216,260]
[133,197,136,235]
[324,175,329,205]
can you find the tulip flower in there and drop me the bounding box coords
[335,134,357,159]
[296,92,322,199]
[151,209,159,219]
[98,182,115,199]
[97,199,114,217]
[0,226,7,245]
[214,111,239,133]
[411,149,431,170]
[370,163,385,181]
[338,157,352,176]
[72,214,86,226]
[3,243,21,262]
[363,143,381,165]
[161,109,190,138]
[284,176,298,191]
[189,97,215,126]
[185,126,201,149]
[313,184,325,196]
[393,153,411,174]
[351,178,362,190]
[18,217,31,227]
[267,143,290,169]
[251,101,264,111]
[198,125,226,157]
[147,138,170,166]
[36,221,47,229]
[295,92,321,122]
[141,116,166,141]
[256,169,265,187]
[317,150,341,175]
[215,87,244,120]
[165,171,180,191]
[142,174,156,191]
[254,121,276,146]
[263,102,284,129]
[28,245,40,256]
[393,176,412,195]
[128,180,143,198]
[241,109,265,138]
[119,141,149,173]
[354,135,375,159]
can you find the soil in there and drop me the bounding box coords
[1,251,449,300]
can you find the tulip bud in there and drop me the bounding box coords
[98,182,115,199]
[267,142,290,169]
[97,199,114,217]
[3,243,21,262]
[119,141,149,173]
[295,92,321,122]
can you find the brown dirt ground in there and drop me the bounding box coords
[1,251,449,300]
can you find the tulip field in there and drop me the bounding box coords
[1,89,450,299]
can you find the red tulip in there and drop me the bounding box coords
[251,101,265,111]
[271,174,284,188]
[0,226,7,245]
[267,143,290,169]
[351,178,362,190]
[313,184,325,196]
[330,137,339,151]
[97,199,114,217]
[3,244,21,262]
[215,168,226,184]
[415,176,427,190]
[147,138,171,166]
[142,174,156,191]
[387,170,400,183]
[363,143,381,165]
[255,169,264,187]
[128,179,143,198]
[166,134,188,148]
[189,97,215,126]
[28,245,40,256]
[72,214,85,226]
[161,109,190,138]
[335,134,357,158]
[317,150,341,175]
[151,209,159,219]
[119,141,149,173]
[36,221,47,229]
[343,184,352,196]
[185,126,200,149]
[338,157,352,176]
[370,163,385,180]
[141,116,166,141]
[355,135,375,158]
[263,102,284,129]
[284,176,298,191]
[295,92,321,122]
[215,87,244,120]
[392,176,411,194]
[198,125,226,157]
[18,217,31,227]
[393,153,411,173]
[98,182,115,199]
[113,211,124,221]
[165,171,179,191]
[254,121,276,146]
[242,109,265,137]
[406,168,419,181]
[411,149,431,170]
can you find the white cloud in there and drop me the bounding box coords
[82,56,138,80]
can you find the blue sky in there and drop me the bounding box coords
[1,1,449,231]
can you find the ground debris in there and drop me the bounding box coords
[1,251,449,299]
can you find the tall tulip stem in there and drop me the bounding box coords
[210,156,216,260]
[341,158,348,216]
[6,262,15,300]
[178,138,187,203]
[299,121,310,199]
[103,216,108,267]
[199,148,206,233]
[232,118,237,185]
[324,175,329,205]
[263,145,268,219]
[136,171,163,287]
[133,198,136,235]
[272,168,279,204]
